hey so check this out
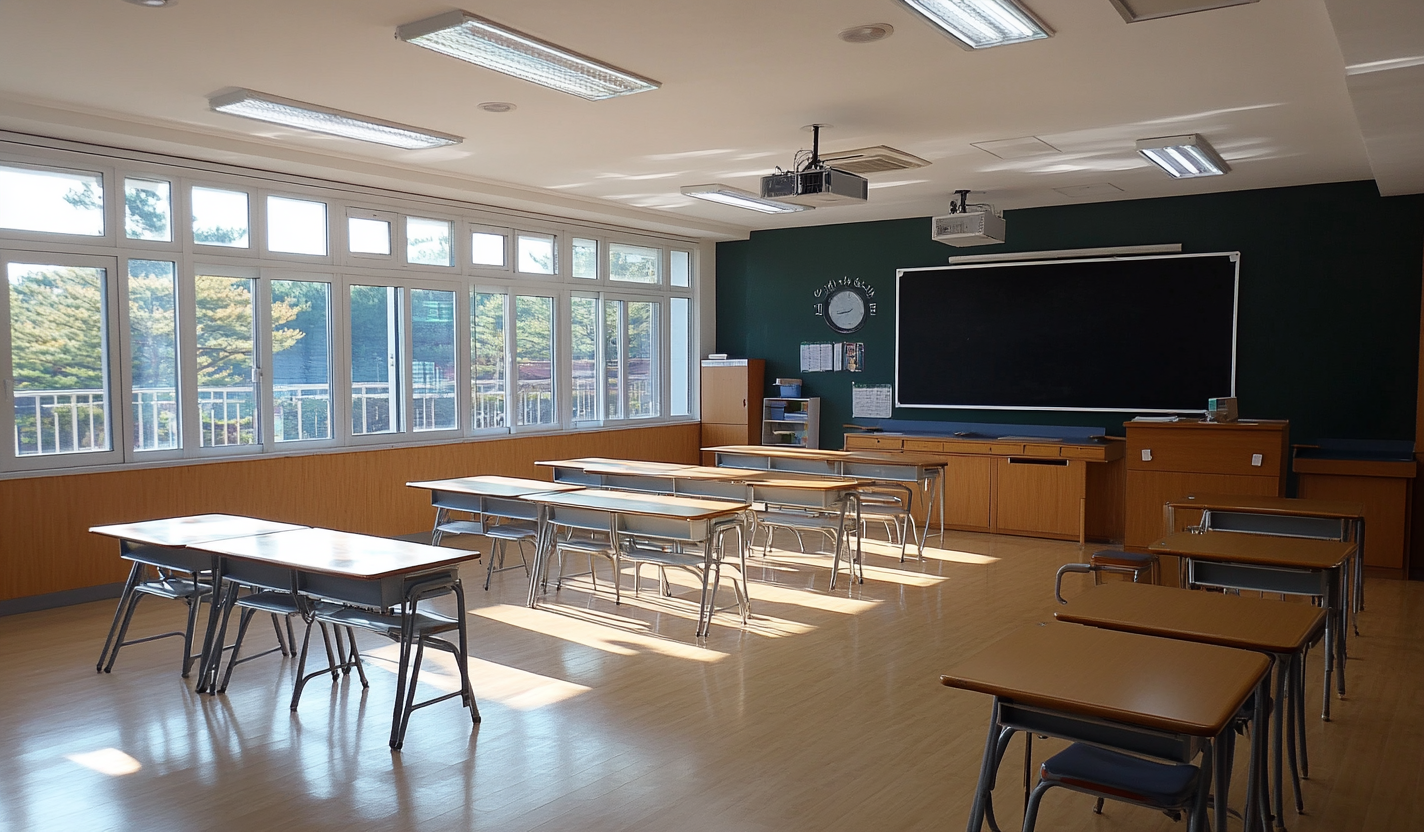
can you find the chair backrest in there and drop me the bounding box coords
[1202,510,1347,541]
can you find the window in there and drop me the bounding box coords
[192,187,250,248]
[670,250,691,288]
[570,296,598,421]
[267,196,328,256]
[514,295,555,426]
[7,260,112,456]
[128,260,179,451]
[411,288,456,431]
[517,233,556,275]
[407,217,452,266]
[471,291,507,429]
[350,285,401,435]
[610,243,659,284]
[348,211,392,256]
[194,272,258,446]
[125,179,172,242]
[670,297,690,417]
[572,238,598,279]
[0,165,104,237]
[627,300,660,418]
[471,231,506,267]
[271,280,331,442]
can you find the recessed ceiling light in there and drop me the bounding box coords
[478,102,517,113]
[1108,0,1257,24]
[208,89,462,150]
[897,0,1052,49]
[397,10,659,100]
[971,136,1061,159]
[123,0,174,6]
[680,184,813,214]
[1054,183,1125,198]
[839,24,895,44]
[1136,134,1230,178]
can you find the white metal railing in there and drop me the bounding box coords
[12,389,108,456]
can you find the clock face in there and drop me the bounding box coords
[824,287,867,333]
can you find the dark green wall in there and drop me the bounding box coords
[716,181,1424,448]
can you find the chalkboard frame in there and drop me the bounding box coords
[894,252,1240,413]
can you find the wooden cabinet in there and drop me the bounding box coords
[1124,420,1289,549]
[843,433,1125,543]
[699,359,763,465]
[1295,456,1415,575]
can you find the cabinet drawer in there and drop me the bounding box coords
[941,441,992,454]
[903,439,944,453]
[990,443,1025,455]
[1059,445,1106,460]
[1021,444,1063,458]
[855,435,903,451]
[1127,426,1285,476]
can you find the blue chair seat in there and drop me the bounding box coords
[1040,743,1199,807]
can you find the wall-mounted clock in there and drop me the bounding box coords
[812,276,878,334]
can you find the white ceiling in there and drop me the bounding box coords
[0,0,1418,241]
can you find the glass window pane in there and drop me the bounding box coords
[670,297,690,416]
[515,296,555,426]
[628,301,659,417]
[572,238,598,279]
[610,243,659,284]
[471,232,506,267]
[267,196,328,256]
[0,166,104,237]
[195,273,258,446]
[570,297,597,421]
[125,179,172,242]
[471,291,507,429]
[271,280,331,442]
[348,217,391,255]
[350,285,401,435]
[517,233,556,275]
[604,299,622,421]
[8,262,111,456]
[407,217,452,266]
[412,288,456,431]
[129,260,179,451]
[671,250,691,288]
[192,187,250,248]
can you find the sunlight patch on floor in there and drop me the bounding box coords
[473,604,727,661]
[361,644,590,708]
[65,748,142,776]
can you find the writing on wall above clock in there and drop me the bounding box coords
[812,276,877,334]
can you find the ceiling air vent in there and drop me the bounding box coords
[818,145,930,175]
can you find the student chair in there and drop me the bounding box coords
[1021,743,1207,831]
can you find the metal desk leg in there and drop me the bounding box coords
[193,558,227,693]
[966,699,1003,832]
[1214,728,1230,832]
[1355,518,1366,617]
[1272,654,1287,828]
[527,509,553,608]
[96,560,145,673]
[1333,567,1347,698]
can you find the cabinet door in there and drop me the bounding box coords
[940,455,993,532]
[701,366,750,425]
[994,458,1085,539]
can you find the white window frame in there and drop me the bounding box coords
[266,269,341,449]
[261,192,333,264]
[467,223,512,274]
[190,182,256,254]
[402,213,459,272]
[343,207,398,264]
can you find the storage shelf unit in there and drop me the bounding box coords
[700,359,764,465]
[762,397,820,449]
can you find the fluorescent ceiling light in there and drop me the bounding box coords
[1136,134,1230,178]
[208,89,461,150]
[397,10,660,100]
[897,0,1052,49]
[680,185,813,214]
[1107,1,1257,24]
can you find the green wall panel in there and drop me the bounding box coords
[716,181,1424,448]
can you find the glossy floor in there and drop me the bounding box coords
[2,531,1421,832]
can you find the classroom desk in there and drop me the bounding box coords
[192,527,482,747]
[1056,582,1327,828]
[89,514,308,680]
[1150,531,1354,720]
[704,445,947,540]
[523,489,750,636]
[1164,493,1366,634]
[941,623,1271,832]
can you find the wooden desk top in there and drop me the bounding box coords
[535,458,688,473]
[524,489,749,520]
[406,475,583,498]
[1150,531,1355,570]
[193,528,479,579]
[1167,493,1365,520]
[744,476,861,491]
[1056,583,1325,654]
[704,445,946,469]
[578,461,700,477]
[940,623,1270,737]
[90,514,306,547]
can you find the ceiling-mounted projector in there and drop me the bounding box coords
[760,125,868,207]
[932,190,1005,246]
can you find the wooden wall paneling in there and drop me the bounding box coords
[0,423,700,602]
[992,457,1086,540]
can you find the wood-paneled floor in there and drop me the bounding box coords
[2,530,1422,832]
